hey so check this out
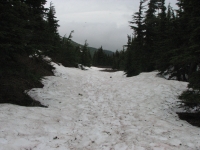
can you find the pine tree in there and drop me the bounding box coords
[112,50,120,69]
[125,1,145,76]
[23,0,49,54]
[47,2,59,34]
[55,31,80,67]
[124,35,135,76]
[130,1,144,45]
[125,0,159,76]
[156,4,175,74]
[0,1,29,56]
[92,51,98,66]
[178,0,200,106]
[112,50,125,70]
[93,46,104,66]
[92,46,113,67]
[154,0,168,71]
[81,41,91,67]
[143,0,158,71]
[45,2,60,55]
[0,0,58,106]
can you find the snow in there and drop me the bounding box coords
[1,62,200,150]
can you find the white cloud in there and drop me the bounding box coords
[45,0,177,51]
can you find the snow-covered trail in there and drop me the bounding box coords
[0,63,200,150]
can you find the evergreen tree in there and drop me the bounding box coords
[47,2,59,34]
[92,51,98,66]
[96,46,105,66]
[54,31,81,67]
[178,0,200,106]
[92,46,113,67]
[112,50,126,70]
[123,37,130,73]
[81,41,91,67]
[112,50,120,69]
[45,2,60,55]
[125,1,145,76]
[125,0,159,76]
[130,0,144,44]
[0,1,28,56]
[143,0,158,71]
[0,0,58,106]
[124,0,200,108]
[0,0,48,70]
[156,4,176,74]
[154,0,168,71]
[23,0,49,54]
[124,35,137,76]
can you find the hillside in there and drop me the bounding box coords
[70,40,114,57]
[1,63,200,149]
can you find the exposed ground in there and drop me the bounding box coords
[0,55,54,106]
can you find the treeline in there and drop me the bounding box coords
[0,0,117,106]
[92,47,126,70]
[116,0,200,108]
[0,0,94,106]
[0,0,58,106]
[1,0,199,107]
[92,46,113,67]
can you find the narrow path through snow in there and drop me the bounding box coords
[0,63,200,150]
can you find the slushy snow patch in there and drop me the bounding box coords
[0,63,200,150]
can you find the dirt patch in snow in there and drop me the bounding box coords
[177,112,200,127]
[100,69,119,72]
[0,54,54,107]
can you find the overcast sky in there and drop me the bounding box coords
[45,0,177,51]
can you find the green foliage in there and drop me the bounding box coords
[0,0,97,106]
[125,0,158,76]
[0,0,56,106]
[124,36,141,76]
[188,71,200,90]
[80,41,92,67]
[92,46,113,67]
[179,91,200,108]
[124,0,200,109]
[49,31,82,67]
[47,2,59,34]
[70,40,113,57]
[112,50,125,70]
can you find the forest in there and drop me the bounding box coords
[0,0,199,110]
[113,0,200,110]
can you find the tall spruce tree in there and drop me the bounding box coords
[0,0,30,82]
[125,1,145,76]
[112,49,125,70]
[55,31,81,67]
[124,0,200,108]
[130,0,144,44]
[81,41,91,67]
[0,0,48,69]
[92,46,113,67]
[156,4,176,74]
[46,2,60,54]
[47,2,59,34]
[23,0,48,54]
[143,0,158,71]
[124,35,133,75]
[154,0,168,71]
[178,0,200,105]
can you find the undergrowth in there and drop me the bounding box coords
[0,54,54,107]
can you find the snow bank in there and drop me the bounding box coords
[0,63,200,150]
